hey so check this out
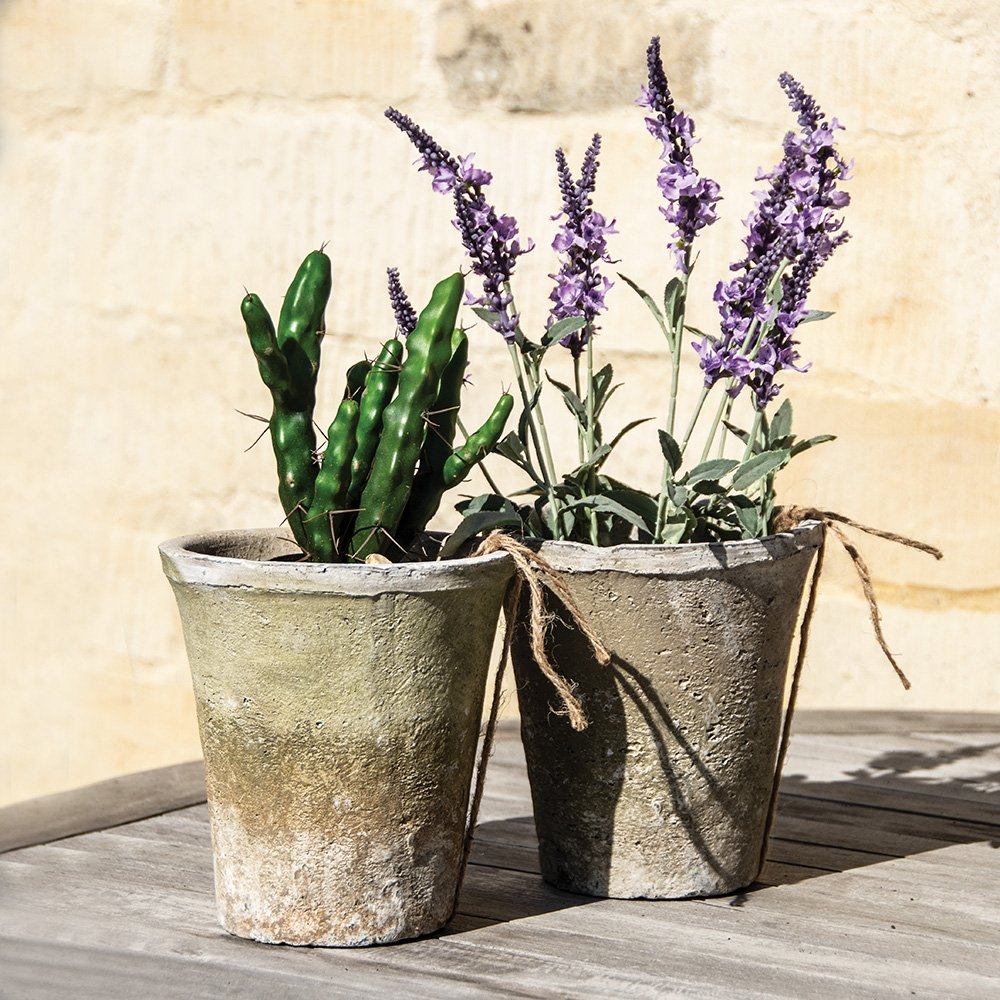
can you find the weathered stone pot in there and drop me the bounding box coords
[512,522,823,899]
[159,528,512,946]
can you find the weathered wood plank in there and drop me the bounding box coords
[790,710,1000,735]
[0,760,206,854]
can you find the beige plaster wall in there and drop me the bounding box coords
[1,0,997,806]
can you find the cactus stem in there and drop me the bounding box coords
[455,414,504,496]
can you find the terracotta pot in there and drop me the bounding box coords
[511,522,822,899]
[160,528,512,946]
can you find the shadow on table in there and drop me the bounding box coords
[444,816,603,931]
[749,738,1000,893]
[443,740,1000,922]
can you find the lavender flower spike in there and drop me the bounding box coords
[386,266,417,336]
[695,74,852,408]
[637,36,721,273]
[547,134,618,358]
[384,107,460,194]
[385,106,533,344]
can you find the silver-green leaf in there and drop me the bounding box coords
[729,449,790,491]
[685,458,739,485]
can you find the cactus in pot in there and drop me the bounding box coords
[240,251,513,562]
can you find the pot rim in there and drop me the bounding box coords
[159,527,513,595]
[528,519,823,576]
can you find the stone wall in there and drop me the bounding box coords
[1,0,996,805]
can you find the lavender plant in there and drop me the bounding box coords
[384,37,849,546]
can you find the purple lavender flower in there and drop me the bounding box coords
[386,266,417,336]
[383,108,460,194]
[638,37,721,273]
[695,74,851,408]
[385,107,533,343]
[546,135,617,358]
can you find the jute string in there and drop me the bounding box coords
[448,532,612,920]
[756,506,943,876]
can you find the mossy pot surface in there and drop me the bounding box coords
[512,522,823,899]
[160,528,512,946]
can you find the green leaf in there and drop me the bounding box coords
[606,417,653,453]
[666,481,690,507]
[594,382,621,421]
[660,510,694,544]
[495,431,526,464]
[471,306,500,327]
[619,272,668,337]
[495,432,543,484]
[591,364,615,410]
[722,420,750,445]
[545,371,587,422]
[545,372,572,394]
[566,494,652,536]
[733,503,761,538]
[685,458,739,485]
[729,448,791,491]
[684,324,706,339]
[658,429,682,473]
[800,309,835,325]
[566,444,613,482]
[518,382,543,445]
[439,510,522,559]
[769,399,793,443]
[543,315,586,346]
[790,433,837,457]
[663,277,685,329]
[455,493,520,516]
[606,488,659,533]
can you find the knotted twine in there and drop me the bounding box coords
[448,531,612,919]
[756,506,943,876]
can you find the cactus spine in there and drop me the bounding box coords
[242,254,512,562]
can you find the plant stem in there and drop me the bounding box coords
[653,385,710,542]
[521,356,562,514]
[666,268,689,439]
[573,354,585,465]
[584,329,599,546]
[700,390,731,463]
[715,396,735,459]
[680,385,711,455]
[742,408,764,462]
[653,250,692,544]
[508,344,561,539]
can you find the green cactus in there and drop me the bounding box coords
[242,253,513,562]
[240,250,331,550]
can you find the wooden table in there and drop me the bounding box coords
[2,712,998,998]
